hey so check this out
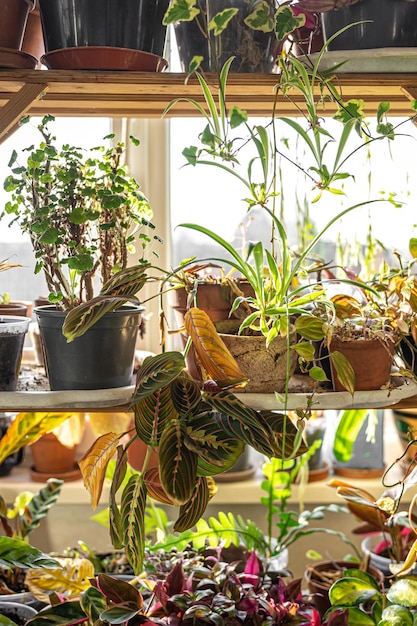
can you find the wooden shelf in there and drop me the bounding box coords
[1,70,417,142]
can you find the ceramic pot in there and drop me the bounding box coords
[218,328,297,393]
[174,0,278,73]
[328,335,395,392]
[322,0,417,51]
[361,533,417,577]
[34,304,143,390]
[39,0,170,56]
[0,0,35,50]
[0,315,31,391]
[305,559,385,616]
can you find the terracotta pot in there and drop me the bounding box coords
[219,329,297,393]
[30,433,79,477]
[0,303,29,316]
[126,430,159,473]
[305,559,384,617]
[0,0,35,50]
[21,4,45,66]
[329,336,395,392]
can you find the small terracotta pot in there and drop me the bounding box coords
[0,303,29,316]
[126,431,159,472]
[0,0,35,50]
[30,433,77,475]
[329,336,395,392]
[22,4,45,65]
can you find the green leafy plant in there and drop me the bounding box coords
[1,114,162,338]
[0,478,63,541]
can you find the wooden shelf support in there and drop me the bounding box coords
[0,81,48,144]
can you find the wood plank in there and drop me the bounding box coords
[0,82,48,143]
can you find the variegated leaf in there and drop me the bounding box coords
[213,411,275,458]
[185,411,245,475]
[132,352,186,403]
[109,446,128,550]
[26,557,95,602]
[184,308,248,385]
[0,412,76,465]
[257,411,308,459]
[78,432,122,509]
[100,263,151,296]
[203,391,276,456]
[159,419,197,505]
[170,374,202,416]
[330,350,356,395]
[174,477,210,532]
[63,295,138,342]
[133,385,178,445]
[21,478,64,539]
[144,467,174,505]
[121,474,147,575]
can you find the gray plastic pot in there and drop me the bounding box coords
[34,304,143,390]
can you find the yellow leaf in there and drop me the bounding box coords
[78,433,122,509]
[184,308,247,385]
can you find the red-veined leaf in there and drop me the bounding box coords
[120,474,147,575]
[133,385,178,445]
[174,477,210,532]
[159,419,197,505]
[132,352,186,403]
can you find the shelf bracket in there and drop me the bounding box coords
[400,85,417,123]
[0,82,49,144]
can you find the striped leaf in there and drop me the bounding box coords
[213,411,275,457]
[62,295,140,342]
[330,350,356,395]
[19,478,64,539]
[133,385,178,445]
[184,308,248,385]
[170,374,202,416]
[174,477,210,532]
[120,474,147,575]
[185,412,245,475]
[143,467,174,505]
[78,432,122,509]
[257,411,308,458]
[132,352,186,403]
[109,446,128,550]
[159,419,197,505]
[100,263,151,296]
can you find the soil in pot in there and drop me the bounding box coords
[0,316,31,391]
[305,559,385,617]
[328,334,395,392]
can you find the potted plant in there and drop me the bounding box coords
[1,114,162,390]
[37,0,170,70]
[288,0,417,51]
[163,0,283,73]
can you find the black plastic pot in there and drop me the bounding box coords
[322,0,417,51]
[0,315,31,391]
[38,0,170,55]
[174,0,278,73]
[34,305,143,390]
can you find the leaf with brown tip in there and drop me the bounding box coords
[184,308,247,385]
[78,432,122,509]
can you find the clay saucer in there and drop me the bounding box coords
[0,47,38,69]
[30,465,82,482]
[41,46,168,71]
